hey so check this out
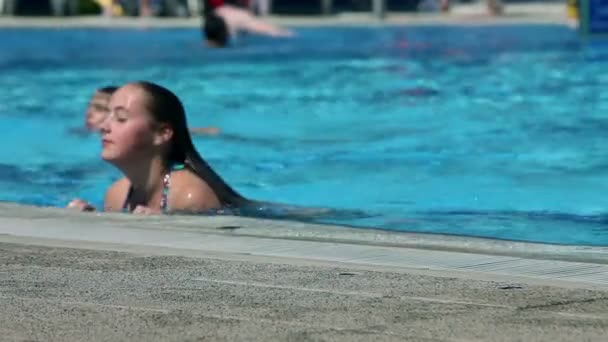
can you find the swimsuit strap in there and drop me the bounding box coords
[160,172,171,211]
[122,163,186,213]
[161,163,185,211]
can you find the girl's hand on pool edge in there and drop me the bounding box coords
[132,205,160,215]
[67,198,96,212]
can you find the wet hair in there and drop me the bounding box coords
[130,81,247,208]
[97,86,118,95]
[203,14,229,47]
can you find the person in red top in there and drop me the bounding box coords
[207,0,224,10]
[203,0,293,47]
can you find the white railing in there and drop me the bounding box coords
[0,0,9,15]
[372,0,386,19]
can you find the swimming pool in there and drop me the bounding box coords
[1,25,607,245]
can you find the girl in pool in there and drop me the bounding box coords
[68,81,247,214]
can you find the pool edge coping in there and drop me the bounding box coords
[4,202,608,291]
[1,202,606,265]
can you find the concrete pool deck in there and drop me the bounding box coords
[0,3,572,28]
[1,202,608,341]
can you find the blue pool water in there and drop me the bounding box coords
[1,25,608,245]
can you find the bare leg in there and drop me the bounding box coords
[101,5,113,17]
[190,127,221,136]
[100,0,121,17]
[487,0,504,16]
[140,0,153,16]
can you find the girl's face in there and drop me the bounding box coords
[100,84,161,164]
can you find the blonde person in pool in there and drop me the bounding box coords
[68,81,247,214]
[85,86,117,131]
